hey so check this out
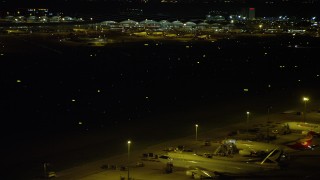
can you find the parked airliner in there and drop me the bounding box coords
[159,147,287,179]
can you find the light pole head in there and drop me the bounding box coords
[128,140,131,144]
[195,124,198,128]
[303,97,309,102]
[246,111,250,115]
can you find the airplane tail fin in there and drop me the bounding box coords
[260,147,283,165]
[286,132,313,150]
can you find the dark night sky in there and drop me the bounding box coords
[0,2,319,19]
[1,0,320,18]
[1,1,320,179]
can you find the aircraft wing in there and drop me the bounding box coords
[185,166,246,179]
[186,167,217,179]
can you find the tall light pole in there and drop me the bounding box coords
[267,106,272,141]
[303,97,309,121]
[127,140,131,180]
[43,162,47,178]
[246,111,250,134]
[267,106,272,122]
[195,124,198,141]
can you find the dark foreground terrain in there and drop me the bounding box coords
[1,32,320,179]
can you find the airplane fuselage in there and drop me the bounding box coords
[286,122,320,134]
[163,152,280,176]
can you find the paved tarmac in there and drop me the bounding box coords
[54,108,320,180]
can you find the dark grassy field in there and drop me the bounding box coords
[1,32,320,179]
